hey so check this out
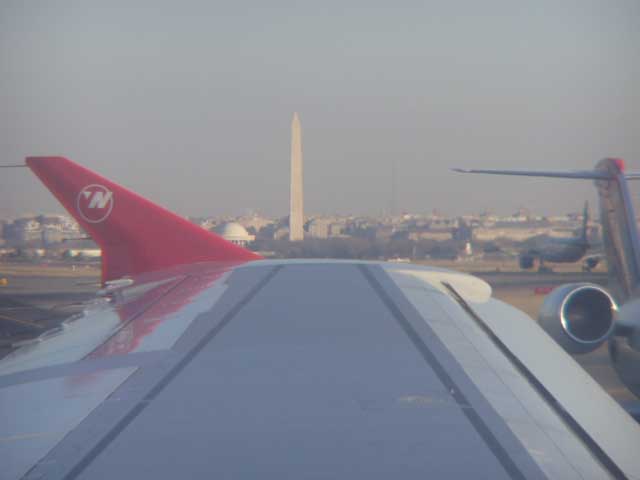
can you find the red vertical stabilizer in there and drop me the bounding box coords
[26,157,261,283]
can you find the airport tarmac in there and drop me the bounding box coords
[0,261,636,409]
[0,264,99,353]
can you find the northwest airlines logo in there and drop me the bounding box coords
[76,184,114,223]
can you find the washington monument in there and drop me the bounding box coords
[289,112,304,241]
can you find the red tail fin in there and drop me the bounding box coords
[26,157,261,283]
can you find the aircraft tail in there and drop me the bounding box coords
[26,156,261,283]
[593,158,640,301]
[454,158,640,301]
[581,201,589,243]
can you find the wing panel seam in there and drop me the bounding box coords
[26,265,283,480]
[441,281,627,480]
[358,265,528,480]
[81,276,189,360]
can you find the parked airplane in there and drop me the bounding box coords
[455,158,640,401]
[517,202,591,270]
[1,156,639,479]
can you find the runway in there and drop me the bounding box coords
[475,270,607,287]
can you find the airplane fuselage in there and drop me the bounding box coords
[521,237,589,265]
[537,239,589,263]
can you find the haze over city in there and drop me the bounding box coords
[1,1,639,219]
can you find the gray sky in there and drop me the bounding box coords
[1,0,639,219]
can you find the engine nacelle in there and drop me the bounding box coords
[582,256,600,271]
[519,254,535,269]
[538,283,617,354]
[608,298,640,398]
[609,337,640,399]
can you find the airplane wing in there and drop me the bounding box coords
[2,157,640,479]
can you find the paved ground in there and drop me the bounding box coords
[0,264,99,354]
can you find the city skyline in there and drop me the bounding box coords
[0,202,600,225]
[0,203,596,250]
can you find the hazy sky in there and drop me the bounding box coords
[1,1,639,219]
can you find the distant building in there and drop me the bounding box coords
[215,222,255,247]
[375,225,395,241]
[5,218,41,243]
[308,218,331,239]
[2,214,81,246]
[308,218,346,239]
[409,230,452,241]
[473,226,574,242]
[237,216,273,232]
[328,223,345,237]
[42,226,64,245]
[274,227,290,240]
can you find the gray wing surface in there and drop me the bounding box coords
[2,260,639,479]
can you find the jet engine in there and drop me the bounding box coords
[582,256,600,271]
[519,254,535,269]
[538,283,617,354]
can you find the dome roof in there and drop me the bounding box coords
[215,222,251,240]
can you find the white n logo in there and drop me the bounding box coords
[77,184,114,223]
[88,191,113,209]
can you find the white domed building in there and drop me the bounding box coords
[215,222,255,247]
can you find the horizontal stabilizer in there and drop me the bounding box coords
[451,168,612,180]
[26,157,261,283]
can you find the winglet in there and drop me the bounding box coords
[26,156,261,283]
